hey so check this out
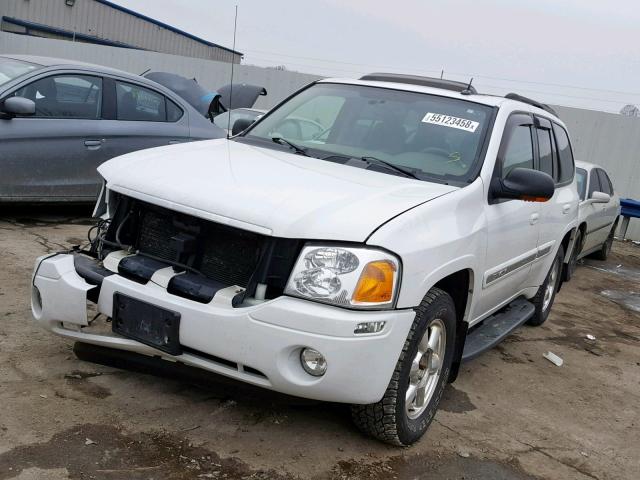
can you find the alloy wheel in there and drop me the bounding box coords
[543,258,559,312]
[406,318,446,419]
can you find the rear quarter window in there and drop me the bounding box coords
[166,99,183,122]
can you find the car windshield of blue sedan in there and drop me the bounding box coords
[245,83,493,183]
[0,58,39,87]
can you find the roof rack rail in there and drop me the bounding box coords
[360,73,477,94]
[504,93,558,117]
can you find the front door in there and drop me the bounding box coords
[0,73,107,200]
[476,114,541,319]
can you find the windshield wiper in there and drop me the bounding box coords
[360,156,421,180]
[272,137,310,156]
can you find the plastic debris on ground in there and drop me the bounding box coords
[586,334,596,341]
[543,351,564,366]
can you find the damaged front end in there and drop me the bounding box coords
[30,188,415,404]
[32,190,303,341]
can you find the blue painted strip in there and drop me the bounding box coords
[94,0,242,56]
[621,198,640,219]
[2,16,139,49]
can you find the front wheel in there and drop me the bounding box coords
[565,230,583,281]
[351,288,456,446]
[528,245,564,326]
[592,227,615,261]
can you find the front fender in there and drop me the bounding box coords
[367,179,486,310]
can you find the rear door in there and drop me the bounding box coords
[478,113,541,317]
[0,73,107,200]
[531,119,577,282]
[96,77,191,161]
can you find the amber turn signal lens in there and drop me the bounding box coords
[519,195,549,202]
[352,260,396,304]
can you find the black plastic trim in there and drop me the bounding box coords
[359,73,478,93]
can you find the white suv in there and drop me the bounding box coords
[31,73,579,445]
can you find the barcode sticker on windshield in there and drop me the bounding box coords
[422,112,479,132]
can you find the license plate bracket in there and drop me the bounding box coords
[112,293,182,355]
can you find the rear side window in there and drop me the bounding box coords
[13,74,102,119]
[536,128,554,178]
[588,169,601,198]
[502,125,534,178]
[116,81,166,122]
[596,169,613,195]
[552,124,574,183]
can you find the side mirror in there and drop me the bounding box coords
[589,191,610,203]
[491,167,555,202]
[231,118,255,136]
[2,96,36,117]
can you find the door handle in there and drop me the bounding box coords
[562,204,571,214]
[84,139,103,150]
[529,213,539,225]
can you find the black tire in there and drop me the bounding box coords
[528,245,564,326]
[565,230,583,281]
[351,288,456,446]
[592,227,614,261]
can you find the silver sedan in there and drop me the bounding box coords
[0,55,225,203]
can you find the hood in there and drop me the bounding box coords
[99,139,457,241]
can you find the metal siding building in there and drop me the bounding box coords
[0,0,241,62]
[1,32,639,239]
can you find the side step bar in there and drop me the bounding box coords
[461,298,535,362]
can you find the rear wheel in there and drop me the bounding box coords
[528,245,564,326]
[592,227,614,261]
[351,288,456,446]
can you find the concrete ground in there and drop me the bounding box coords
[0,208,638,480]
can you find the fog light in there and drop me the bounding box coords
[300,348,327,376]
[354,321,386,334]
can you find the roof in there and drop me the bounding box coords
[94,0,242,56]
[0,54,189,96]
[320,78,564,122]
[359,73,477,94]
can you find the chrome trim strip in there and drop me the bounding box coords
[486,252,537,285]
[485,241,556,286]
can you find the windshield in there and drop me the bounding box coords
[214,109,263,129]
[576,167,587,201]
[244,83,494,183]
[0,57,39,87]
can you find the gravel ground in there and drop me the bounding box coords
[0,208,639,480]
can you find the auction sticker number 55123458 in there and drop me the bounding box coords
[422,112,479,133]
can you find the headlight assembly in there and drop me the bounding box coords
[284,245,400,309]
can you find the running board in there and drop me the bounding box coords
[462,298,535,362]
